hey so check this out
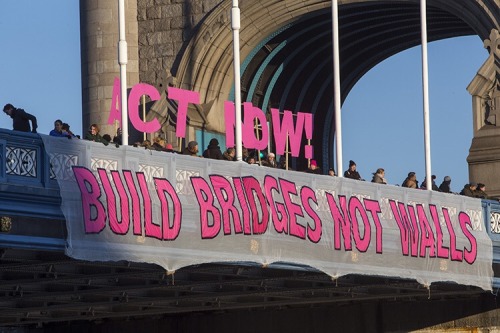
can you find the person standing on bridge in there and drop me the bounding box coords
[371,168,387,184]
[2,103,37,133]
[402,172,418,189]
[344,160,363,180]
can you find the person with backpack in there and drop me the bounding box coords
[3,103,37,133]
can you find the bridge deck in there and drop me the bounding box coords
[0,129,499,327]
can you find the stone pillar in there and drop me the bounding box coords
[467,29,500,198]
[80,0,139,139]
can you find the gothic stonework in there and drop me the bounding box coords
[81,0,500,173]
[468,29,500,198]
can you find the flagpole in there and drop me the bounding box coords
[118,0,129,145]
[421,0,432,190]
[332,0,343,176]
[232,0,243,161]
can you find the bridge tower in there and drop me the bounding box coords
[468,29,500,198]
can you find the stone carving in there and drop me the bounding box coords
[483,29,500,126]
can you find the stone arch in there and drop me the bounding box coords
[173,0,500,168]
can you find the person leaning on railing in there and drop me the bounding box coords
[2,103,37,133]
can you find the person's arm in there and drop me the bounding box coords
[22,111,38,133]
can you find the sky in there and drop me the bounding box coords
[0,1,489,193]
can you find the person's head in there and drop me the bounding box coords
[374,168,385,176]
[477,183,486,191]
[209,138,219,146]
[247,156,256,164]
[62,123,71,132]
[310,159,318,169]
[469,182,478,190]
[3,103,14,116]
[102,134,112,142]
[408,172,416,180]
[226,147,235,157]
[54,119,63,131]
[349,160,356,171]
[444,176,451,183]
[165,143,173,150]
[267,152,275,161]
[90,124,99,135]
[328,168,336,176]
[188,141,198,153]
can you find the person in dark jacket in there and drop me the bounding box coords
[306,159,322,174]
[460,182,477,197]
[202,138,224,160]
[3,103,37,133]
[85,124,109,146]
[344,160,363,180]
[438,176,452,193]
[183,141,199,156]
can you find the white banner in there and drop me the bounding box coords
[42,136,493,290]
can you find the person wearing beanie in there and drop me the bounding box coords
[183,140,199,156]
[306,159,322,174]
[439,176,452,193]
[202,138,223,160]
[344,160,363,180]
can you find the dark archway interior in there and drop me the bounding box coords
[240,2,476,171]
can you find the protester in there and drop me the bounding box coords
[202,138,224,159]
[420,175,439,191]
[3,103,37,133]
[344,160,363,180]
[306,160,322,174]
[84,124,109,146]
[371,168,387,184]
[328,168,336,176]
[62,122,79,138]
[183,141,199,156]
[402,172,418,188]
[49,119,71,138]
[262,152,278,167]
[474,183,492,199]
[439,176,452,193]
[460,182,477,197]
[222,147,235,161]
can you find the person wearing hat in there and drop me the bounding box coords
[439,176,452,193]
[183,140,199,156]
[371,168,387,184]
[344,160,363,180]
[3,103,38,133]
[460,182,477,197]
[202,138,223,160]
[306,159,322,174]
[402,172,418,188]
[420,174,439,191]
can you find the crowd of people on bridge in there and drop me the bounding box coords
[2,103,497,200]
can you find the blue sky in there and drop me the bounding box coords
[0,1,489,192]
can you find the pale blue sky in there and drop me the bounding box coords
[0,1,489,192]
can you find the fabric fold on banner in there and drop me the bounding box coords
[41,136,493,291]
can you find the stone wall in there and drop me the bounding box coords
[137,0,222,86]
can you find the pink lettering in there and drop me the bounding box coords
[73,166,106,234]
